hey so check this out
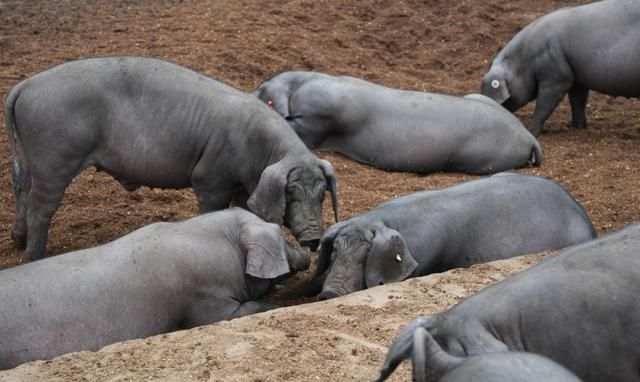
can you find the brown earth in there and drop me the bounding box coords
[0,0,637,380]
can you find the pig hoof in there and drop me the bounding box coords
[11,230,27,249]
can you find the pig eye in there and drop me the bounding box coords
[491,80,500,89]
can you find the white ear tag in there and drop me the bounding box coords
[491,80,500,89]
[395,254,402,262]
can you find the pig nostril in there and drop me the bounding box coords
[300,239,320,252]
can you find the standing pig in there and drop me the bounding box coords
[374,222,640,382]
[253,71,542,174]
[0,208,309,370]
[481,0,640,135]
[409,328,582,382]
[312,173,594,299]
[4,56,338,261]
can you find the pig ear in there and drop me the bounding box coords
[482,73,511,104]
[247,161,290,226]
[252,81,291,118]
[314,222,346,277]
[243,223,291,279]
[365,226,418,288]
[319,159,339,223]
[492,78,511,104]
[270,92,291,118]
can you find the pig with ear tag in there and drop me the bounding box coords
[308,173,594,300]
[253,70,542,174]
[481,0,640,135]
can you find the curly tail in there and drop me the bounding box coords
[530,140,543,167]
[372,315,435,382]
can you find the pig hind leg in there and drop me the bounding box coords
[23,160,86,262]
[10,157,30,248]
[569,84,589,130]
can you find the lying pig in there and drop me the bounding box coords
[312,172,595,299]
[253,71,542,174]
[0,208,308,370]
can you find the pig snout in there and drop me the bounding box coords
[286,244,311,272]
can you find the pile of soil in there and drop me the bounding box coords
[0,0,637,380]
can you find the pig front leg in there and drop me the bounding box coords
[230,301,279,319]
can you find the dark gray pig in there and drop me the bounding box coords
[253,71,542,174]
[374,222,640,382]
[481,0,640,135]
[410,328,582,382]
[4,56,338,261]
[313,173,594,299]
[0,208,309,370]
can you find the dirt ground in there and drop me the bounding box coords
[0,0,638,380]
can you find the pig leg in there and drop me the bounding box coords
[22,155,85,262]
[230,190,250,209]
[193,187,236,213]
[569,84,589,130]
[191,160,238,212]
[230,301,279,319]
[24,179,69,262]
[528,81,572,136]
[183,299,279,328]
[10,165,30,248]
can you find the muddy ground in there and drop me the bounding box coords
[0,0,638,380]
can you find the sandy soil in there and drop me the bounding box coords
[0,0,637,380]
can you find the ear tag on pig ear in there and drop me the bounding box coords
[491,80,500,89]
[395,254,402,262]
[267,100,274,108]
